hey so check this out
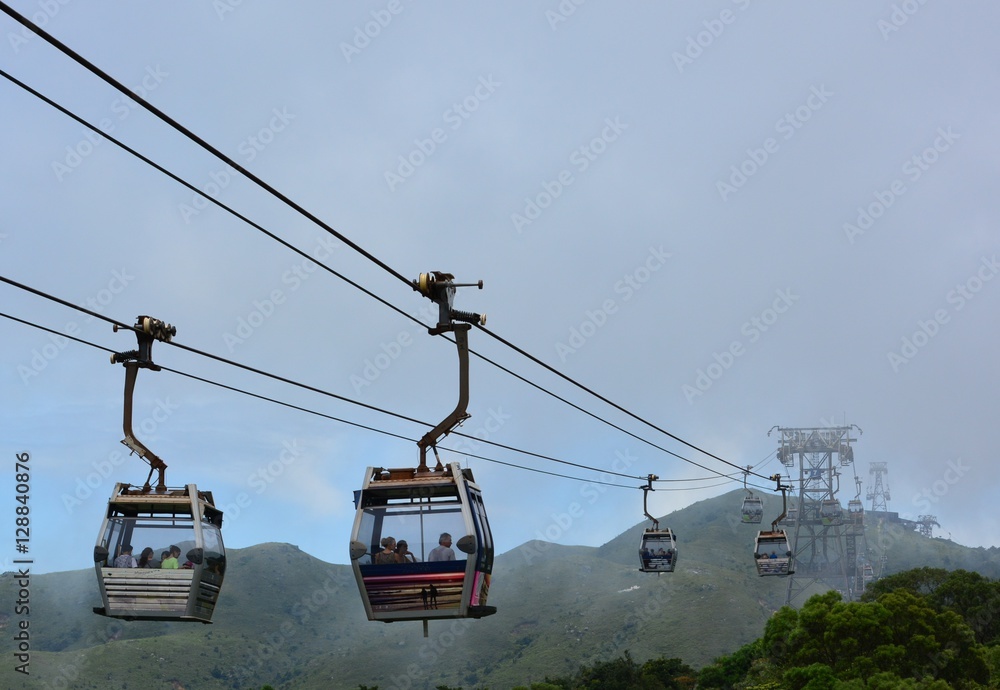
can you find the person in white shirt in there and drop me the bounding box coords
[428,533,455,562]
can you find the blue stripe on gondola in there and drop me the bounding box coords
[360,560,466,576]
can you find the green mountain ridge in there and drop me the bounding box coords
[3,490,998,689]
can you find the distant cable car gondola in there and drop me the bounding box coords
[93,316,226,623]
[638,475,676,573]
[740,466,763,524]
[350,273,495,636]
[820,498,843,525]
[848,498,864,525]
[754,476,793,577]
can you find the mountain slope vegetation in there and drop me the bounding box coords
[2,491,998,689]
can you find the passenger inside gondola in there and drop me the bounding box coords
[138,547,156,568]
[428,533,456,561]
[395,540,418,563]
[161,545,181,569]
[113,544,137,568]
[375,537,397,564]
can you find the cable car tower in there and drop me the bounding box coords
[917,515,940,538]
[769,425,861,605]
[867,462,890,513]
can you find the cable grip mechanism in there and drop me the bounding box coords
[414,271,485,335]
[110,315,176,370]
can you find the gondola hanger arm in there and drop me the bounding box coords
[641,474,659,530]
[413,272,485,473]
[110,315,175,492]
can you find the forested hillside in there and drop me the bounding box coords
[2,491,998,689]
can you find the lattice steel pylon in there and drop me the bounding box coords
[917,515,939,538]
[867,462,890,513]
[769,425,862,606]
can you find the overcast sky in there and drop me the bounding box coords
[1,1,998,576]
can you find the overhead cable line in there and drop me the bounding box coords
[0,307,721,491]
[0,66,413,334]
[478,322,770,479]
[0,8,771,486]
[2,282,758,489]
[0,66,750,487]
[0,3,412,290]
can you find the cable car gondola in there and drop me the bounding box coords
[93,316,226,623]
[350,462,494,625]
[740,466,763,524]
[638,475,676,573]
[350,273,495,634]
[820,498,843,525]
[754,476,793,577]
[94,483,225,622]
[848,498,864,525]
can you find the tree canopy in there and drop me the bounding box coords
[699,568,999,689]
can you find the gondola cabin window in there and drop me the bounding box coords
[98,515,224,574]
[357,501,466,567]
[355,491,470,614]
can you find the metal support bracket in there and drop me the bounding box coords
[111,315,175,492]
[413,272,484,473]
